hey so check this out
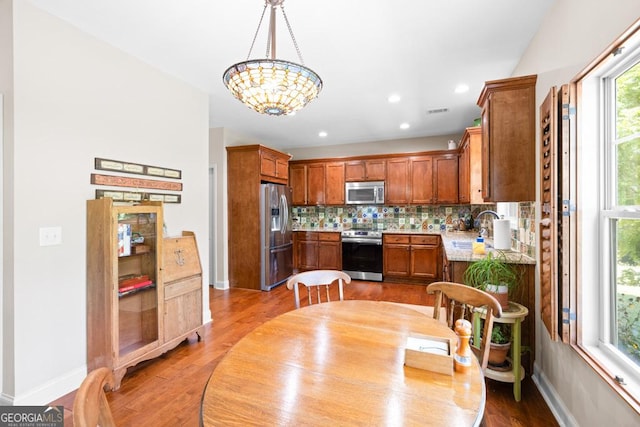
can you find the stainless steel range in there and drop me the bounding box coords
[341,229,383,281]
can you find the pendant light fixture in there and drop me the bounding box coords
[222,0,323,116]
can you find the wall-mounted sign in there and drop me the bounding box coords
[95,158,182,180]
[91,174,183,191]
[96,189,181,204]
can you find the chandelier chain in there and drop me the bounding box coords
[247,3,269,60]
[280,5,305,65]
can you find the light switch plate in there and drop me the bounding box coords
[40,226,62,246]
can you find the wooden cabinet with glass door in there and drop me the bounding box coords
[86,198,203,389]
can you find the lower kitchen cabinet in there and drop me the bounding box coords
[383,235,411,277]
[410,235,441,279]
[294,232,341,271]
[383,234,441,282]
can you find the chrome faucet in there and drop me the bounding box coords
[474,210,501,238]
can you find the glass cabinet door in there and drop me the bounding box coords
[116,210,159,359]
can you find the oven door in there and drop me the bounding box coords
[341,238,383,281]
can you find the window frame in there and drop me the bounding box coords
[572,20,640,412]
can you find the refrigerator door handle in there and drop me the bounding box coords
[280,194,288,235]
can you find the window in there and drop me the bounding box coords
[496,202,518,229]
[575,23,640,409]
[607,60,640,367]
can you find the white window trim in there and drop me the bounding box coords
[577,33,640,408]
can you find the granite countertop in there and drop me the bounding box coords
[438,231,535,265]
[292,228,535,265]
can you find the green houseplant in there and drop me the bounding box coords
[488,324,511,366]
[462,251,518,310]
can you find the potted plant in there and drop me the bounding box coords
[488,324,511,367]
[462,251,518,310]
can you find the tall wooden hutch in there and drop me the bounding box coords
[86,198,203,389]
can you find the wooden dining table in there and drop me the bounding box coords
[200,300,485,426]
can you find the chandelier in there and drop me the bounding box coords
[222,0,323,116]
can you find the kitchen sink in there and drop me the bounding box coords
[451,240,492,250]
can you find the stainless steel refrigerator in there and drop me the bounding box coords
[260,183,293,291]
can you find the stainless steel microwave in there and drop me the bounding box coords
[345,181,385,205]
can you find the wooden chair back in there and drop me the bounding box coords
[286,270,352,309]
[73,367,117,427]
[426,281,503,371]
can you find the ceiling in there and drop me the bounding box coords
[28,0,556,151]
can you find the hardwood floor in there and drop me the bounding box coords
[51,280,559,426]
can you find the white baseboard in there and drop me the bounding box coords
[1,392,14,406]
[532,363,578,427]
[213,280,229,290]
[9,366,86,406]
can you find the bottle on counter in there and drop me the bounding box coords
[472,234,486,255]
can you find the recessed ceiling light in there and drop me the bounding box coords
[388,94,401,103]
[454,84,469,94]
[400,123,410,130]
[318,131,328,137]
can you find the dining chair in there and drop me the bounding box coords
[73,367,117,427]
[426,281,503,371]
[286,270,352,309]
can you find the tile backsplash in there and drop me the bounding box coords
[292,204,488,232]
[517,201,536,258]
[291,202,537,257]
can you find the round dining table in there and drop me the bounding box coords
[200,300,485,426]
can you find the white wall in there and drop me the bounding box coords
[514,0,640,425]
[209,127,227,289]
[287,133,461,160]
[0,0,15,400]
[1,1,210,404]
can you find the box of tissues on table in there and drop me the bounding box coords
[404,334,454,376]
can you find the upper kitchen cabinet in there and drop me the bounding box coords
[228,144,291,185]
[325,161,346,205]
[290,163,307,205]
[409,156,433,204]
[260,146,290,184]
[458,127,485,204]
[289,161,327,206]
[477,75,537,202]
[344,159,386,181]
[433,154,458,204]
[386,158,411,204]
[458,133,471,204]
[409,154,458,204]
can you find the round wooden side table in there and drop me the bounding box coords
[473,301,529,402]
